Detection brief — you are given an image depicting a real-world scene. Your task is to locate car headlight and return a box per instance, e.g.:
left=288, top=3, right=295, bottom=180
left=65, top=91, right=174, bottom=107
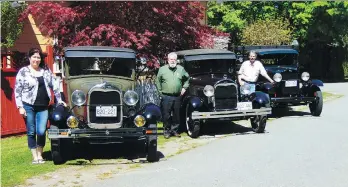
left=134, top=115, right=146, bottom=127
left=67, top=116, right=79, bottom=128
left=240, top=84, right=252, bottom=95
left=123, top=90, right=139, bottom=106
left=71, top=90, right=86, bottom=106
left=273, top=73, right=282, bottom=82
left=301, top=72, right=310, bottom=81
left=203, top=85, right=214, bottom=97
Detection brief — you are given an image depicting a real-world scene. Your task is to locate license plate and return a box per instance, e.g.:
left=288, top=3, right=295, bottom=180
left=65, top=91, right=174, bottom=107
left=285, top=80, right=297, bottom=87
left=96, top=106, right=117, bottom=117
left=237, top=102, right=253, bottom=110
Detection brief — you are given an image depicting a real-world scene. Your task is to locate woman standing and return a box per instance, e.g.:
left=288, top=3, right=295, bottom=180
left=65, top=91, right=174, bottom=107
left=14, top=48, right=66, bottom=164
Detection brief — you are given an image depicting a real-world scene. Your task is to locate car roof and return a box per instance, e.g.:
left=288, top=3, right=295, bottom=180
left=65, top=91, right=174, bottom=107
left=63, top=46, right=135, bottom=53
left=63, top=46, right=136, bottom=58
left=175, top=49, right=236, bottom=61
left=248, top=48, right=298, bottom=55
left=175, top=49, right=234, bottom=56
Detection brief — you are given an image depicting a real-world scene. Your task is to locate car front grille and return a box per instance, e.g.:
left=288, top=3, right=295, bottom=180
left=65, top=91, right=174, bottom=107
left=280, top=80, right=299, bottom=95
left=88, top=90, right=122, bottom=124
left=214, top=83, right=238, bottom=110
left=281, top=72, right=298, bottom=80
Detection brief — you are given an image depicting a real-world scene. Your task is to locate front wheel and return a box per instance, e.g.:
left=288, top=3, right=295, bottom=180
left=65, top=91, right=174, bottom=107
left=50, top=125, right=72, bottom=165
left=185, top=104, right=200, bottom=138
left=309, top=90, right=323, bottom=116
left=146, top=124, right=159, bottom=162
left=146, top=139, right=159, bottom=162
left=250, top=115, right=267, bottom=133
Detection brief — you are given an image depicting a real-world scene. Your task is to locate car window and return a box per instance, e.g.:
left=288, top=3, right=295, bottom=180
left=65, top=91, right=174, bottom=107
left=258, top=54, right=297, bottom=66
left=67, top=57, right=135, bottom=77
left=184, top=59, right=235, bottom=74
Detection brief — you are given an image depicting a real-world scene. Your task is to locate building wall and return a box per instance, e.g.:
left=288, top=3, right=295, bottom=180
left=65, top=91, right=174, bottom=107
left=5, top=14, right=52, bottom=53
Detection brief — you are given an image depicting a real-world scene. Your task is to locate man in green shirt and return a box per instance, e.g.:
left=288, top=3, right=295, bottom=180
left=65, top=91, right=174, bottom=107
left=156, top=52, right=190, bottom=139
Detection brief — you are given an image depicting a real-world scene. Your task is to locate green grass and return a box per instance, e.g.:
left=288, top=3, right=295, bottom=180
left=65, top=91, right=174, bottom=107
left=1, top=135, right=66, bottom=187
left=343, top=61, right=348, bottom=78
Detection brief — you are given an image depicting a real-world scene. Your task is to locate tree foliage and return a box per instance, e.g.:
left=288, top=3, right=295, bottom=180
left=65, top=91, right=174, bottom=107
left=207, top=1, right=348, bottom=80
left=1, top=1, right=27, bottom=48
left=19, top=1, right=226, bottom=69
left=207, top=1, right=348, bottom=46
left=241, top=18, right=292, bottom=45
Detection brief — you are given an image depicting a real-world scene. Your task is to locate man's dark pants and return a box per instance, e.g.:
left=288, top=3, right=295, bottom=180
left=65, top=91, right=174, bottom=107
left=161, top=94, right=181, bottom=134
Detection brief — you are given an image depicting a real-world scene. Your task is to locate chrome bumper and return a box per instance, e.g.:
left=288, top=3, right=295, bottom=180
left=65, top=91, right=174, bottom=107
left=47, top=128, right=156, bottom=139
left=191, top=108, right=271, bottom=120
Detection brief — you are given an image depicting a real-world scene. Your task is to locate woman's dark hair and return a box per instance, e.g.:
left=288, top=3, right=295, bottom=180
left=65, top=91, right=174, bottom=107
left=28, top=47, right=48, bottom=70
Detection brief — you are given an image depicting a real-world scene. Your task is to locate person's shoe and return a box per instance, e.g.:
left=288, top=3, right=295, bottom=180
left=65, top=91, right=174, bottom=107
left=32, top=160, right=39, bottom=164
left=172, top=131, right=181, bottom=138
left=163, top=131, right=171, bottom=139
left=38, top=159, right=45, bottom=164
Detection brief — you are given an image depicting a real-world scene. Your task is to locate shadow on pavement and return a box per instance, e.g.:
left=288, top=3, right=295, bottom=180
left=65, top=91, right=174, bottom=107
left=199, top=121, right=255, bottom=136
left=43, top=143, right=165, bottom=165
left=269, top=107, right=312, bottom=118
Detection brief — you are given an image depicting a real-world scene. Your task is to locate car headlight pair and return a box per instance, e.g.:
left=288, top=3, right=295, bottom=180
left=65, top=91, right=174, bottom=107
left=71, top=90, right=139, bottom=106
left=203, top=85, right=214, bottom=97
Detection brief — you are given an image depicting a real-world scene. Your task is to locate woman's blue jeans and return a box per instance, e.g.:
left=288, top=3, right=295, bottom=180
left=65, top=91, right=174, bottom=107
left=22, top=104, right=48, bottom=149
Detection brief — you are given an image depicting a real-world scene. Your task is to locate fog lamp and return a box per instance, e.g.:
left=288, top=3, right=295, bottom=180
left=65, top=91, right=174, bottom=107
left=67, top=116, right=79, bottom=128
left=134, top=115, right=146, bottom=127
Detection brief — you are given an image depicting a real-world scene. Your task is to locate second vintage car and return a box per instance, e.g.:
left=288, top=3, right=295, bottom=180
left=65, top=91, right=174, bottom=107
left=174, top=49, right=272, bottom=138
left=234, top=45, right=324, bottom=116
left=48, top=46, right=162, bottom=164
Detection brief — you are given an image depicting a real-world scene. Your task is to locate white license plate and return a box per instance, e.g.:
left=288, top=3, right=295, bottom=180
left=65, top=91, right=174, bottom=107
left=96, top=106, right=117, bottom=117
left=237, top=102, right=253, bottom=110
left=285, top=80, right=297, bottom=87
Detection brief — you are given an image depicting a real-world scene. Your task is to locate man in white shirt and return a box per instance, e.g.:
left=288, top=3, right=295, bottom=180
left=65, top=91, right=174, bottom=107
left=238, top=51, right=274, bottom=93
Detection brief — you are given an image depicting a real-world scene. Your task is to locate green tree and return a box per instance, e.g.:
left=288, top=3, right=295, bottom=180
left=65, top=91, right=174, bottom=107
left=241, top=18, right=292, bottom=45
left=1, top=1, right=27, bottom=48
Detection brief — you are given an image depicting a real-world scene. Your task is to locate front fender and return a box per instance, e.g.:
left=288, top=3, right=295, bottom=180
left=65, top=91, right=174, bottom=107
left=138, top=103, right=162, bottom=124
left=48, top=104, right=70, bottom=127
left=186, top=96, right=203, bottom=110
left=311, top=79, right=324, bottom=87
left=249, top=91, right=271, bottom=108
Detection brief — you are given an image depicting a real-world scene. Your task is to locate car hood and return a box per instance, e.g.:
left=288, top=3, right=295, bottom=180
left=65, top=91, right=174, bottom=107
left=264, top=65, right=298, bottom=75
left=190, top=73, right=235, bottom=87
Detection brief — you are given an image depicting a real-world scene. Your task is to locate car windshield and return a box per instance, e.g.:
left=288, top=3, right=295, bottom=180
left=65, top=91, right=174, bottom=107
left=258, top=53, right=297, bottom=66
left=184, top=59, right=235, bottom=74
left=67, top=57, right=135, bottom=77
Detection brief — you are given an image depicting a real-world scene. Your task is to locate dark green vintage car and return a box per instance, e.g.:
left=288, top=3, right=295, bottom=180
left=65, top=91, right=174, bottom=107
left=48, top=46, right=161, bottom=164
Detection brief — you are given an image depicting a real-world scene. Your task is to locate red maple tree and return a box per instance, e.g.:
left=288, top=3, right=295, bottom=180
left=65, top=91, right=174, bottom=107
left=20, top=1, right=227, bottom=69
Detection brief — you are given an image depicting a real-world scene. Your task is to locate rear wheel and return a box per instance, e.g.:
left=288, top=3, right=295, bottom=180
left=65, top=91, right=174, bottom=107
left=309, top=90, right=323, bottom=116
left=185, top=104, right=200, bottom=138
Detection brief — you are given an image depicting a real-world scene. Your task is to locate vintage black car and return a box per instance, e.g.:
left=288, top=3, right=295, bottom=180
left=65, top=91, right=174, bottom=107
left=235, top=45, right=324, bottom=116
left=174, top=49, right=272, bottom=138
left=48, top=46, right=161, bottom=164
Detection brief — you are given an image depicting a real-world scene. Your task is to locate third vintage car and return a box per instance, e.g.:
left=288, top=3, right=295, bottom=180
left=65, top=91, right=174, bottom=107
left=48, top=46, right=161, bottom=164
left=234, top=45, right=324, bottom=116
left=174, top=49, right=272, bottom=138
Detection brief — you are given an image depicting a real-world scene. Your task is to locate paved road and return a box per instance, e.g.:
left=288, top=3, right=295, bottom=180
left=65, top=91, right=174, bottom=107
left=88, top=83, right=348, bottom=187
